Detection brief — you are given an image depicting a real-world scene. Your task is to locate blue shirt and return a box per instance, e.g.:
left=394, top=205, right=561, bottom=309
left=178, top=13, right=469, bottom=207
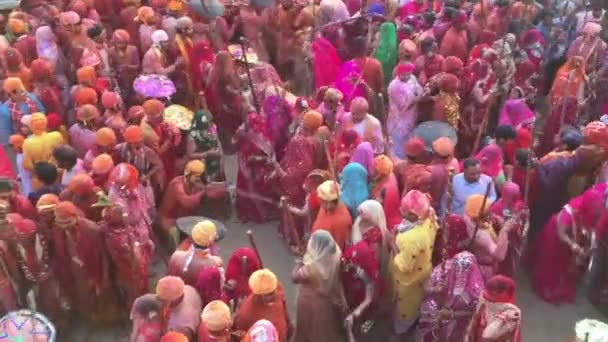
left=0, top=93, right=45, bottom=145
left=440, top=173, right=497, bottom=217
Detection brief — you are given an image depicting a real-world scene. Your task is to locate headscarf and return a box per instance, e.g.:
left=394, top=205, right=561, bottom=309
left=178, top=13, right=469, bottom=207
left=46, top=113, right=62, bottom=131
left=583, top=22, right=602, bottom=37
left=400, top=189, right=431, bottom=219
left=501, top=181, right=521, bottom=203
left=8, top=18, right=26, bottom=35
left=151, top=30, right=169, bottom=47
left=161, top=332, right=188, bottom=342
left=109, top=163, right=139, bottom=189
left=9, top=134, right=25, bottom=149
left=112, top=29, right=130, bottom=43
left=225, top=247, right=261, bottom=300
left=185, top=160, right=205, bottom=176
left=201, top=300, right=232, bottom=333
left=374, top=22, right=398, bottom=86
left=302, top=230, right=342, bottom=296
left=127, top=106, right=145, bottom=123
left=432, top=137, right=454, bottom=157
left=373, top=154, right=393, bottom=176
left=340, top=162, right=369, bottom=216
left=464, top=194, right=493, bottom=219
left=123, top=125, right=144, bottom=143
left=29, top=113, right=47, bottom=134
left=243, top=320, right=280, bottom=342
left=438, top=73, right=460, bottom=93
left=95, top=127, right=117, bottom=147
left=249, top=269, right=278, bottom=295
left=74, top=87, right=98, bottom=106
left=498, top=99, right=535, bottom=128
left=350, top=142, right=374, bottom=174
left=30, top=59, right=53, bottom=82
left=196, top=266, right=225, bottom=305
left=351, top=199, right=388, bottom=245
left=156, top=275, right=185, bottom=302
left=483, top=275, right=516, bottom=303
left=317, top=180, right=340, bottom=201
left=35, top=26, right=59, bottom=63
left=191, top=220, right=216, bottom=247
left=474, top=144, right=503, bottom=178
left=583, top=121, right=608, bottom=149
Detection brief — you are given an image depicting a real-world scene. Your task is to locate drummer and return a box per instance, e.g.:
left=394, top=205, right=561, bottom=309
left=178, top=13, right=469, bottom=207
left=158, top=160, right=207, bottom=251
left=167, top=219, right=223, bottom=287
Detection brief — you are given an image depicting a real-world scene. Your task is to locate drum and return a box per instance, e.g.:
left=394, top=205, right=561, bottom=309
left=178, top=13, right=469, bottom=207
left=0, top=310, right=56, bottom=341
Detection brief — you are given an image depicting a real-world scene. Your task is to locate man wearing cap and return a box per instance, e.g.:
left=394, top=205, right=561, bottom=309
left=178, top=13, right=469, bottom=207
left=309, top=180, right=352, bottom=251
left=233, top=269, right=291, bottom=342
left=198, top=300, right=233, bottom=342
left=156, top=275, right=202, bottom=339
left=158, top=160, right=207, bottom=248
left=22, top=113, right=64, bottom=174
left=168, top=220, right=223, bottom=285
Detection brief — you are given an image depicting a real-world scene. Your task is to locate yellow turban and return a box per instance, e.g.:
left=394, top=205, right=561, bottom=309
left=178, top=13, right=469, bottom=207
left=167, top=0, right=184, bottom=11
left=8, top=18, right=26, bottom=35
left=302, top=110, right=323, bottom=131
left=464, top=194, right=493, bottom=219
left=8, top=134, right=25, bottom=148
left=3, top=77, right=25, bottom=93
left=317, top=180, right=339, bottom=201
left=29, top=113, right=47, bottom=133
left=374, top=154, right=394, bottom=176
left=249, top=269, right=278, bottom=295
left=36, top=193, right=59, bottom=209
left=156, top=276, right=185, bottom=302
left=201, top=300, right=232, bottom=332
left=185, top=160, right=205, bottom=176
left=192, top=220, right=216, bottom=247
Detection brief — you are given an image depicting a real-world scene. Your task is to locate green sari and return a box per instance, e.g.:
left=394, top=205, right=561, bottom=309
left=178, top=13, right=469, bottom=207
left=374, top=22, right=398, bottom=87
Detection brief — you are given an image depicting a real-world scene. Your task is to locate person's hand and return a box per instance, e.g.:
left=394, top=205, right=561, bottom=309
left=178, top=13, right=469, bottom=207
left=224, top=279, right=237, bottom=290
left=437, top=308, right=453, bottom=320
left=571, top=243, right=585, bottom=256
left=345, top=312, right=356, bottom=328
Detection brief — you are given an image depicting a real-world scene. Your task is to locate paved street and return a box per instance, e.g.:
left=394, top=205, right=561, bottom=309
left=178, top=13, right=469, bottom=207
left=60, top=155, right=605, bottom=341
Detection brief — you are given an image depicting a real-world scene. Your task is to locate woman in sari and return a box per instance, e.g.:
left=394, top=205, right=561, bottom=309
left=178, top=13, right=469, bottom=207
left=474, top=144, right=505, bottom=188
left=224, top=247, right=262, bottom=306
left=490, top=181, right=528, bottom=277
left=350, top=142, right=374, bottom=176
left=387, top=62, right=422, bottom=159
left=30, top=58, right=65, bottom=116
left=498, top=99, right=535, bottom=129
left=262, top=93, right=292, bottom=161
left=340, top=162, right=370, bottom=218
left=467, top=275, right=522, bottom=342
left=312, top=36, right=342, bottom=89
left=196, top=266, right=228, bottom=307
left=374, top=22, right=398, bottom=87
left=530, top=182, right=608, bottom=304
left=292, top=230, right=347, bottom=342
left=335, top=59, right=369, bottom=110
left=234, top=113, right=276, bottom=223
left=206, top=51, right=242, bottom=149
left=109, top=29, right=141, bottom=107
left=536, top=96, right=579, bottom=157
left=548, top=56, right=586, bottom=107
left=371, top=155, right=400, bottom=230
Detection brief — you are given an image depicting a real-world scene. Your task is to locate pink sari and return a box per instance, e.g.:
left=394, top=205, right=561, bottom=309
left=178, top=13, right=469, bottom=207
left=498, top=99, right=535, bottom=128
left=531, top=182, right=608, bottom=304
left=335, top=60, right=368, bottom=110
left=313, top=37, right=342, bottom=89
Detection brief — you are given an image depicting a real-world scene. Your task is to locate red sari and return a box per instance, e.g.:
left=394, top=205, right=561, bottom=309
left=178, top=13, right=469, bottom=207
left=371, top=173, right=401, bottom=231
left=341, top=240, right=382, bottom=316
left=224, top=248, right=261, bottom=303
left=235, top=114, right=277, bottom=223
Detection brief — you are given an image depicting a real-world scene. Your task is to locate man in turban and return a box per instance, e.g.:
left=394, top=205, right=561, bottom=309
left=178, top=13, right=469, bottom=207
left=339, top=97, right=384, bottom=153
left=22, top=113, right=63, bottom=176
left=568, top=21, right=607, bottom=73
left=9, top=18, right=36, bottom=66
left=233, top=269, right=291, bottom=341
left=98, top=202, right=153, bottom=309
left=439, top=10, right=469, bottom=64
left=109, top=29, right=141, bottom=106
left=59, top=173, right=102, bottom=220
left=0, top=205, right=24, bottom=314
left=171, top=16, right=196, bottom=105
left=158, top=160, right=207, bottom=249
left=100, top=91, right=126, bottom=137
left=142, top=29, right=183, bottom=76
left=141, top=99, right=181, bottom=181
left=371, top=154, right=401, bottom=229
left=83, top=127, right=117, bottom=171
left=199, top=300, right=233, bottom=342
left=156, top=275, right=202, bottom=339
left=115, top=125, right=165, bottom=199
left=308, top=180, right=352, bottom=251
left=69, top=103, right=100, bottom=157
left=47, top=200, right=118, bottom=321
left=168, top=220, right=223, bottom=285
left=91, top=153, right=114, bottom=189
left=387, top=62, right=422, bottom=159
left=393, top=137, right=432, bottom=196
left=0, top=77, right=44, bottom=139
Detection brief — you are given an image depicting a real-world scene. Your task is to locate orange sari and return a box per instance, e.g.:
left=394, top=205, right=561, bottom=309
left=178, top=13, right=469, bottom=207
left=549, top=57, right=586, bottom=106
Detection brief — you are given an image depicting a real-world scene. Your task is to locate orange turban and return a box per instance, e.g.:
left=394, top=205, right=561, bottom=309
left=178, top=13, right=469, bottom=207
left=68, top=174, right=95, bottom=195
left=185, top=160, right=205, bottom=176
left=8, top=18, right=26, bottom=35
left=36, top=193, right=59, bottom=209
left=123, top=125, right=144, bottom=143
left=3, top=77, right=25, bottom=93
left=76, top=66, right=97, bottom=84
left=432, top=137, right=454, bottom=157
left=8, top=134, right=25, bottom=148
left=54, top=201, right=80, bottom=219
left=142, top=99, right=165, bottom=117
left=101, top=91, right=120, bottom=109
left=74, top=87, right=98, bottom=106
left=374, top=154, right=393, bottom=176
left=583, top=121, right=608, bottom=149
left=156, top=276, right=185, bottom=302
left=135, top=6, right=155, bottom=23
left=95, top=127, right=117, bottom=147
left=302, top=110, right=323, bottom=131
left=167, top=0, right=184, bottom=11
left=160, top=332, right=188, bottom=342
left=404, top=137, right=426, bottom=158
left=77, top=104, right=100, bottom=122
left=29, top=113, right=47, bottom=133
left=201, top=300, right=232, bottom=332
left=91, top=154, right=114, bottom=175
left=192, top=220, right=216, bottom=247
left=249, top=269, right=278, bottom=295
left=30, top=59, right=53, bottom=82
left=464, top=194, right=493, bottom=219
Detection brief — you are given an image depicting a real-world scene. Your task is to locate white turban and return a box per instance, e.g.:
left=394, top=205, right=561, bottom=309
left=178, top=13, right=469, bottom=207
left=151, top=30, right=169, bottom=45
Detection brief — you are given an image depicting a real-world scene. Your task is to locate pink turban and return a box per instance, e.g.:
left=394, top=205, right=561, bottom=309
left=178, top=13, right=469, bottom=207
left=112, top=29, right=130, bottom=43
left=400, top=189, right=430, bottom=219
left=583, top=22, right=602, bottom=37
left=395, top=62, right=415, bottom=77
left=60, top=11, right=80, bottom=26
left=101, top=91, right=120, bottom=109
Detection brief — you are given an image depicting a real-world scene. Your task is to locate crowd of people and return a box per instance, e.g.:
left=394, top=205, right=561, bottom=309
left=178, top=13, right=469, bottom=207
left=0, top=0, right=608, bottom=340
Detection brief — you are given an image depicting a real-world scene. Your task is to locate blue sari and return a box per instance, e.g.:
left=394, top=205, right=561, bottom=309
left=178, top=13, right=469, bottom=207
left=340, top=162, right=370, bottom=217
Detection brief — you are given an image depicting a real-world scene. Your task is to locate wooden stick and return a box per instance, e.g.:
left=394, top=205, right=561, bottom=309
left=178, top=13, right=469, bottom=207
left=467, top=182, right=493, bottom=249
left=281, top=196, right=303, bottom=253
left=247, top=230, right=264, bottom=268
left=239, top=38, right=261, bottom=113
left=324, top=140, right=337, bottom=182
